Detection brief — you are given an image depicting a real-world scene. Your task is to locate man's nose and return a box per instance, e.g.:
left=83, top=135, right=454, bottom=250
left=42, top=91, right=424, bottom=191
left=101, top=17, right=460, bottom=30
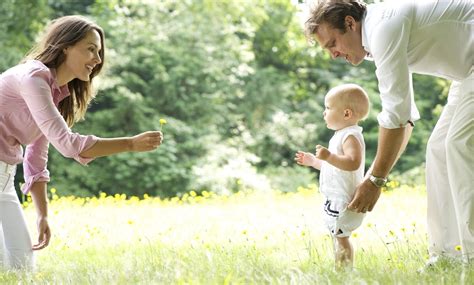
left=330, top=50, right=340, bottom=59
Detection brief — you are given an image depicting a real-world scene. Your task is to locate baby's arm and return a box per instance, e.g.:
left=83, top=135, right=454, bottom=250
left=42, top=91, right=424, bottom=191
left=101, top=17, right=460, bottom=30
left=295, top=151, right=322, bottom=170
left=315, top=135, right=362, bottom=171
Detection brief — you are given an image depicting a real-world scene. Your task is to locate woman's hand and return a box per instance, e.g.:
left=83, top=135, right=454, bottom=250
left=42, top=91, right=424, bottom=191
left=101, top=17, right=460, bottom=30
left=130, top=131, right=163, bottom=152
left=32, top=216, right=51, bottom=250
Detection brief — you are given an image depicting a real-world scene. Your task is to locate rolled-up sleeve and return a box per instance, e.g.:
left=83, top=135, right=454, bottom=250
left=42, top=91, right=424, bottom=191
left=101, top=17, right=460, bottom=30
left=371, top=15, right=420, bottom=129
left=20, top=70, right=98, bottom=168
left=21, top=135, right=50, bottom=194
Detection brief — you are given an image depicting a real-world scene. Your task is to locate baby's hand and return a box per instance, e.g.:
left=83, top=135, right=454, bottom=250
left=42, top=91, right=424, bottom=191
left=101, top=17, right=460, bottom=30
left=315, top=145, right=330, bottom=161
left=294, top=151, right=317, bottom=167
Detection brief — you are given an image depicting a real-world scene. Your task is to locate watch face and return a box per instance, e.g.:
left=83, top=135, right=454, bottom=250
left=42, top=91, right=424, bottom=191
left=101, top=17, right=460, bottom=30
left=374, top=179, right=385, bottom=187
left=370, top=176, right=386, bottom=187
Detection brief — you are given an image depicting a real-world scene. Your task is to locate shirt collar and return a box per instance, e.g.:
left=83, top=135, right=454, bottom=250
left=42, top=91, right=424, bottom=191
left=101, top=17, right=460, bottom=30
left=50, top=68, right=71, bottom=105
left=361, top=8, right=373, bottom=61
left=335, top=125, right=363, bottom=134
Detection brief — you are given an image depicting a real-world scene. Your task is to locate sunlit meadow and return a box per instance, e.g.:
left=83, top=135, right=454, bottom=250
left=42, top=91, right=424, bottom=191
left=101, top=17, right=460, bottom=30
left=1, top=183, right=472, bottom=284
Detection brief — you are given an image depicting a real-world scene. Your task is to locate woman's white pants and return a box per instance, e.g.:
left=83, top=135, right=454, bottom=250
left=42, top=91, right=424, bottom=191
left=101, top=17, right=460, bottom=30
left=0, top=162, right=34, bottom=270
left=426, top=73, right=474, bottom=262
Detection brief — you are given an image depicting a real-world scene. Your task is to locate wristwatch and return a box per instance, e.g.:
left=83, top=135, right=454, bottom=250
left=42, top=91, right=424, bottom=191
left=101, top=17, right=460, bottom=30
left=369, top=174, right=388, bottom=188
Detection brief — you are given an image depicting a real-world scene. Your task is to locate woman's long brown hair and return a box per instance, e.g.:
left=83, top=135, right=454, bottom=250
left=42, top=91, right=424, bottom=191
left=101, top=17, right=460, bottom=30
left=24, top=15, right=105, bottom=127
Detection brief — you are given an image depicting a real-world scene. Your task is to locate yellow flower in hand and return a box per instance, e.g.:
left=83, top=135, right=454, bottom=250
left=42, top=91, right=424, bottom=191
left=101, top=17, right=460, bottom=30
left=159, top=118, right=167, bottom=131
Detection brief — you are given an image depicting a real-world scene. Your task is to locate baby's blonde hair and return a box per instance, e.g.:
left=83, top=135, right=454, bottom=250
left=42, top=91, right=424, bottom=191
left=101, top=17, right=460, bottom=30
left=327, top=84, right=370, bottom=120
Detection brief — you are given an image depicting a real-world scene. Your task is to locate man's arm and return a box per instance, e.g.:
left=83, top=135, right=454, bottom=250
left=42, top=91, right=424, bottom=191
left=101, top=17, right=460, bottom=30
left=348, top=124, right=413, bottom=213
left=372, top=125, right=413, bottom=177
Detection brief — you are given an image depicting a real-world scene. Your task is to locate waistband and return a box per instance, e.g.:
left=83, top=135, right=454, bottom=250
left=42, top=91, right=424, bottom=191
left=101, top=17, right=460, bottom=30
left=0, top=160, right=16, bottom=174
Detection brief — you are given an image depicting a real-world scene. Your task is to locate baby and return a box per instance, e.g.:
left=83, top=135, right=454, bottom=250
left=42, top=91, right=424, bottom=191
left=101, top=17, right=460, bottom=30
left=295, top=83, right=370, bottom=269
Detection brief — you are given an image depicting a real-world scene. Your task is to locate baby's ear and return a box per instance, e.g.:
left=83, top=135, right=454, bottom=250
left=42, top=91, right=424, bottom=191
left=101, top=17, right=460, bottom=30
left=344, top=109, right=353, bottom=119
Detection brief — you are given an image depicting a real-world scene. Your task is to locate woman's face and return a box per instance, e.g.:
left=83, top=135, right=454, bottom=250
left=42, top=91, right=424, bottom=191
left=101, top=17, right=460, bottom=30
left=61, top=30, right=102, bottom=83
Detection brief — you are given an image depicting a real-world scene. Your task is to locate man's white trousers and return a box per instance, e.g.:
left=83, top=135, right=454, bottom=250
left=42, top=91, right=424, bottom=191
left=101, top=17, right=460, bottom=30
left=426, top=73, right=474, bottom=262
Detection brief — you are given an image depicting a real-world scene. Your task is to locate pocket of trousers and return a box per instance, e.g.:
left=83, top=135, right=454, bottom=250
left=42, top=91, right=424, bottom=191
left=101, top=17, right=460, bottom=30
left=0, top=173, right=11, bottom=192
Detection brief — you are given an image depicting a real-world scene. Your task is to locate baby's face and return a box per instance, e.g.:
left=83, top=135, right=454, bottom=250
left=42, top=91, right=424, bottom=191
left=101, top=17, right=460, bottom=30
left=323, top=95, right=348, bottom=130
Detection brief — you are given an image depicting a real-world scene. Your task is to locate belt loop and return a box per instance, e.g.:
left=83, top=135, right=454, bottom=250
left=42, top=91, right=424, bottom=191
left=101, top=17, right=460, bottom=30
left=1, top=161, right=7, bottom=173
left=0, top=161, right=15, bottom=174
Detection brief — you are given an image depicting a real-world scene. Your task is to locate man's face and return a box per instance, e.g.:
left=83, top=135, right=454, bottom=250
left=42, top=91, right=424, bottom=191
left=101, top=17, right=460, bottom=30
left=314, top=17, right=366, bottom=66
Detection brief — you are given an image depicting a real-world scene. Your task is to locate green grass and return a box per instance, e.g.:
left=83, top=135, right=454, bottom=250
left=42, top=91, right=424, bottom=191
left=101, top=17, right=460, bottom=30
left=1, top=186, right=472, bottom=284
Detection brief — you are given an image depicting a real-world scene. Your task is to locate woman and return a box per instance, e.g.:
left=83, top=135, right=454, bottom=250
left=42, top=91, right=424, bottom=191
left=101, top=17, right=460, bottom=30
left=0, top=15, right=163, bottom=270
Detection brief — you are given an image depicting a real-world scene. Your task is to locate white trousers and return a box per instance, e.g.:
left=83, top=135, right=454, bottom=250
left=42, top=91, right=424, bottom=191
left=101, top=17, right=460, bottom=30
left=426, top=73, right=474, bottom=262
left=0, top=161, right=34, bottom=270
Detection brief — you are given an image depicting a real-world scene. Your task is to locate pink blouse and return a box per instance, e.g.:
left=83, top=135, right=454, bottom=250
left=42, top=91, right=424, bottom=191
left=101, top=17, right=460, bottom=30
left=0, top=60, right=98, bottom=194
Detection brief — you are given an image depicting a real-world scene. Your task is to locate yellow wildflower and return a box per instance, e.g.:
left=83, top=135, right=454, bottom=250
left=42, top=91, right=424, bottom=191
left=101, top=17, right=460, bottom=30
left=159, top=118, right=167, bottom=131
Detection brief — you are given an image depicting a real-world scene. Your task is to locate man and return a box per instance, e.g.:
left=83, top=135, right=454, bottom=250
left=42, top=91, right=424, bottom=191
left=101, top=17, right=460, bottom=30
left=304, top=0, right=473, bottom=264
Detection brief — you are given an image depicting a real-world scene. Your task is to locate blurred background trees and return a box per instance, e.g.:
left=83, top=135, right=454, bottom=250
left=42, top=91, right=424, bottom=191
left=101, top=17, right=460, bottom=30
left=1, top=0, right=447, bottom=197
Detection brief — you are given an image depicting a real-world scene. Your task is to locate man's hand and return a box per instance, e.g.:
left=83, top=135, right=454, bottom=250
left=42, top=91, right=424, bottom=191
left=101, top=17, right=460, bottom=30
left=347, top=179, right=381, bottom=213
left=32, top=216, right=51, bottom=250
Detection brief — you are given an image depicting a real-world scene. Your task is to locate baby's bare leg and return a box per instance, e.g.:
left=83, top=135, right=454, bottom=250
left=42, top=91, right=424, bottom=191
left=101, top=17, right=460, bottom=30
left=334, top=236, right=353, bottom=269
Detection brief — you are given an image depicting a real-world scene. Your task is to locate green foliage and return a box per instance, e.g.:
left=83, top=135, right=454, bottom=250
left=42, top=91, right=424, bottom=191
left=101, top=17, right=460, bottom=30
left=191, top=135, right=273, bottom=194
left=0, top=0, right=50, bottom=70
left=263, top=165, right=316, bottom=192
left=2, top=0, right=449, bottom=197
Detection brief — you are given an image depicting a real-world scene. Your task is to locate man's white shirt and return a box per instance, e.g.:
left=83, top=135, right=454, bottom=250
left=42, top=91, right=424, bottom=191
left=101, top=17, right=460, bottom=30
left=361, top=0, right=473, bottom=129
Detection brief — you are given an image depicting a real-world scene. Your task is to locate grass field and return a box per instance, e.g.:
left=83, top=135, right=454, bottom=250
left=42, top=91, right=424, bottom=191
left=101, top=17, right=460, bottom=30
left=1, top=184, right=472, bottom=284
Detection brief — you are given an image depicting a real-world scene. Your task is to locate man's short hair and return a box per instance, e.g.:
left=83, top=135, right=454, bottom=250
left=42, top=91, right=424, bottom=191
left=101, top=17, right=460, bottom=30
left=304, top=0, right=367, bottom=39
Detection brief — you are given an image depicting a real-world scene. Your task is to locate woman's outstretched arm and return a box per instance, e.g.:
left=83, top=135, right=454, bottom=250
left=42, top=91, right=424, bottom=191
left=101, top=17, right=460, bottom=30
left=79, top=131, right=163, bottom=158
